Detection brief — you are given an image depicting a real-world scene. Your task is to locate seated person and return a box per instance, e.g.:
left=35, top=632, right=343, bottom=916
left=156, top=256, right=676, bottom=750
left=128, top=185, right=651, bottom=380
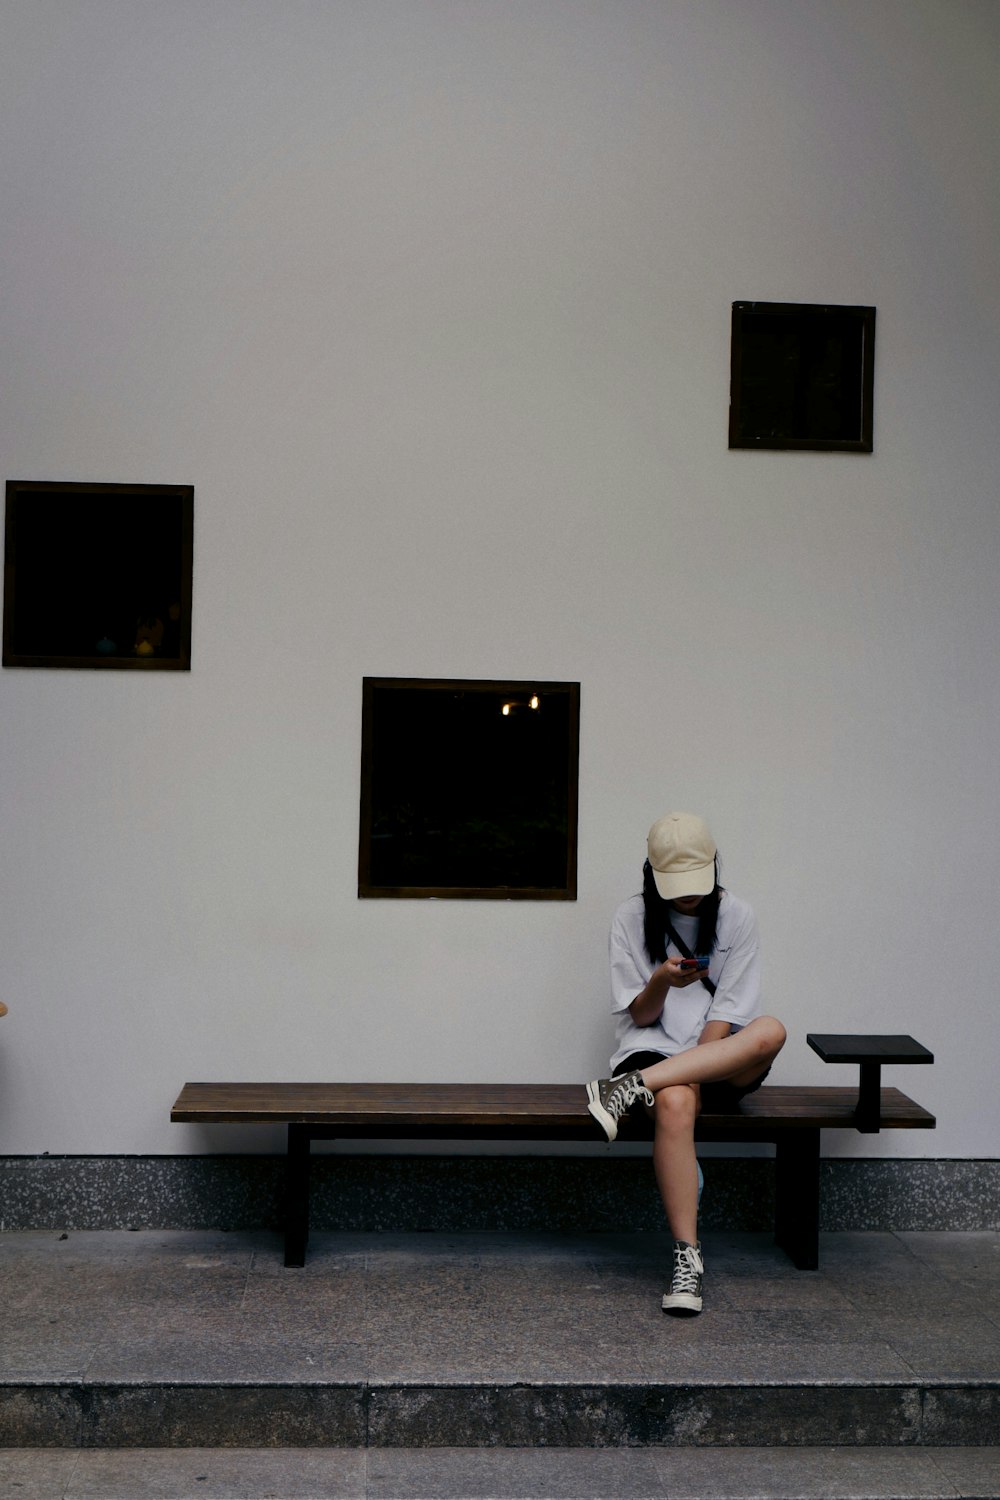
left=587, top=812, right=786, bottom=1315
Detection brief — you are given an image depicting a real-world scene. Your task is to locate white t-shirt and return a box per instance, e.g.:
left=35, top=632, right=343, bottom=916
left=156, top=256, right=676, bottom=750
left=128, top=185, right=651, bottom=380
left=608, top=889, right=762, bottom=1072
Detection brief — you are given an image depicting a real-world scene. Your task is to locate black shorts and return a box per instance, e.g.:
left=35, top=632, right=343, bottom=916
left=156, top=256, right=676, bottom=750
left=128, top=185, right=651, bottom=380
left=612, top=1049, right=770, bottom=1112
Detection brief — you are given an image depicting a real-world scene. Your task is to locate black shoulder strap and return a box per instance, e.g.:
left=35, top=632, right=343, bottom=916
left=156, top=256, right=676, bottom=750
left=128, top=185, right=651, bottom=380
left=664, top=918, right=717, bottom=997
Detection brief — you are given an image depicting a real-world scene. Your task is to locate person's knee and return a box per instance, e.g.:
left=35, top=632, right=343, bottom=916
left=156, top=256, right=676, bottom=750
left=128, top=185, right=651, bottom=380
left=655, top=1084, right=699, bottom=1133
left=755, top=1015, right=787, bottom=1059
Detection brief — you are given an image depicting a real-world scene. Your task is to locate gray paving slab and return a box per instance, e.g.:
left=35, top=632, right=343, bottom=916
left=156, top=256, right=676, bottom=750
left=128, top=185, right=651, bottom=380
left=366, top=1446, right=667, bottom=1498
left=0, top=1229, right=257, bottom=1269
left=709, top=1271, right=857, bottom=1312
left=869, top=1322, right=1000, bottom=1382
left=365, top=1297, right=649, bottom=1384
left=1, top=1448, right=81, bottom=1500
left=648, top=1445, right=963, bottom=1499
left=0, top=1316, right=102, bottom=1381
left=4, top=1447, right=998, bottom=1499
left=240, top=1269, right=368, bottom=1322
left=929, top=1446, right=1000, bottom=1498
left=898, top=1231, right=1000, bottom=1280
left=637, top=1338, right=916, bottom=1385
left=62, top=1447, right=367, bottom=1498
left=85, top=1328, right=370, bottom=1384
left=664, top=1306, right=877, bottom=1342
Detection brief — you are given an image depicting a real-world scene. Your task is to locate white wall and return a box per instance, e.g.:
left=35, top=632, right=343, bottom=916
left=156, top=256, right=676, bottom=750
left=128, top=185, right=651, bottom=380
left=1, top=0, right=997, bottom=1159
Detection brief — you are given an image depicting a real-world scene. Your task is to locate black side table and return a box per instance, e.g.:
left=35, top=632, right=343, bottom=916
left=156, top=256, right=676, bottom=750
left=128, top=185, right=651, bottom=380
left=807, top=1034, right=934, bottom=1133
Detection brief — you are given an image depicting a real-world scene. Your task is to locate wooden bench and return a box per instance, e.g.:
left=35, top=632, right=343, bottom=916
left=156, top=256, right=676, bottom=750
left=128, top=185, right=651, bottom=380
left=171, top=1035, right=934, bottom=1272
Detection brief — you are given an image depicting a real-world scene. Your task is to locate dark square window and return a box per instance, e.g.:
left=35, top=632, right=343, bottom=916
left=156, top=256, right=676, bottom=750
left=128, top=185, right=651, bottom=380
left=729, top=302, right=875, bottom=453
left=3, top=481, right=193, bottom=669
left=359, top=677, right=580, bottom=899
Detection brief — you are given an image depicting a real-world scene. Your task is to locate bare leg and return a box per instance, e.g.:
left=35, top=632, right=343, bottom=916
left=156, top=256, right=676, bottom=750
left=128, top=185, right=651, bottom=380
left=585, top=1017, right=785, bottom=1157
left=652, top=1084, right=700, bottom=1243
left=638, top=1016, right=786, bottom=1094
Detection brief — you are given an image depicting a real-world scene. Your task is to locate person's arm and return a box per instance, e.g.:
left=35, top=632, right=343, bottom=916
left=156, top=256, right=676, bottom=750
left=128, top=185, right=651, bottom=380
left=705, top=902, right=762, bottom=1030
left=698, top=1019, right=732, bottom=1045
left=627, top=957, right=709, bottom=1027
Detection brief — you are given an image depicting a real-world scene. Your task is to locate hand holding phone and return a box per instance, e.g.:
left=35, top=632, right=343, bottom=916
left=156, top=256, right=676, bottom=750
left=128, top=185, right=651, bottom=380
left=678, top=956, right=710, bottom=972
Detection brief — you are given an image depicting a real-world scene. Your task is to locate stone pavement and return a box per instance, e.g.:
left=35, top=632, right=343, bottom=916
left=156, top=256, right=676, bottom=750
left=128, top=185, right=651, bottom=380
left=1, top=1227, right=999, bottom=1497
left=4, top=1444, right=1000, bottom=1498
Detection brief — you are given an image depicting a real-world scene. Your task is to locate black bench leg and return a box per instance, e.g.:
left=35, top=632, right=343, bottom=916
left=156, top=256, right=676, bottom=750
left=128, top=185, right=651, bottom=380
left=284, top=1124, right=311, bottom=1268
left=774, top=1129, right=820, bottom=1270
left=857, top=1063, right=882, bottom=1133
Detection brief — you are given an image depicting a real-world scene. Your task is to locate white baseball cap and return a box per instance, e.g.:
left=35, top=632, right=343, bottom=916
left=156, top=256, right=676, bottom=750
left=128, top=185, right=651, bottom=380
left=647, top=812, right=717, bottom=900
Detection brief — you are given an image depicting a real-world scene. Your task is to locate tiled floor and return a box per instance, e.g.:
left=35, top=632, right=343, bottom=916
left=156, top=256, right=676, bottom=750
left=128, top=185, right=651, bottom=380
left=1, top=1228, right=999, bottom=1496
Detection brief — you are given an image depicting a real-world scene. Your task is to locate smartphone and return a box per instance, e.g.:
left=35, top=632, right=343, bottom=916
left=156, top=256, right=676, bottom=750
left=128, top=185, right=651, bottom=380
left=678, top=956, right=710, bottom=971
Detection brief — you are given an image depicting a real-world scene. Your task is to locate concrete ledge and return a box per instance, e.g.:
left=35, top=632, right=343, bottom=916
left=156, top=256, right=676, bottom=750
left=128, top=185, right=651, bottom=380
left=0, top=1155, right=997, bottom=1234
left=4, top=1380, right=1000, bottom=1448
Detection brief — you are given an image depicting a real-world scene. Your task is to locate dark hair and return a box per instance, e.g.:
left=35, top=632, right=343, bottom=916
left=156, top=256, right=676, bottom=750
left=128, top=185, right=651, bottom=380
left=642, top=858, right=722, bottom=965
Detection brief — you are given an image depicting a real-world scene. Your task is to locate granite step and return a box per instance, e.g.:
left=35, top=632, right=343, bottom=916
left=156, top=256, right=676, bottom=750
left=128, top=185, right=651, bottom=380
left=3, top=1376, right=1000, bottom=1448
left=2, top=1229, right=999, bottom=1450
left=5, top=1445, right=1000, bottom=1499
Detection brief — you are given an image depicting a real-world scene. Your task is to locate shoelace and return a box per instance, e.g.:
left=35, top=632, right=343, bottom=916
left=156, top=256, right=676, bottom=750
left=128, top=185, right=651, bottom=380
left=609, top=1075, right=655, bottom=1120
left=671, top=1242, right=703, bottom=1294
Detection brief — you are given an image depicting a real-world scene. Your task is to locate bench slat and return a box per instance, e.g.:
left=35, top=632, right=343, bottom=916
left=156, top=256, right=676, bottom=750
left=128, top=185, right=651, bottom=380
left=171, top=1081, right=935, bottom=1134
